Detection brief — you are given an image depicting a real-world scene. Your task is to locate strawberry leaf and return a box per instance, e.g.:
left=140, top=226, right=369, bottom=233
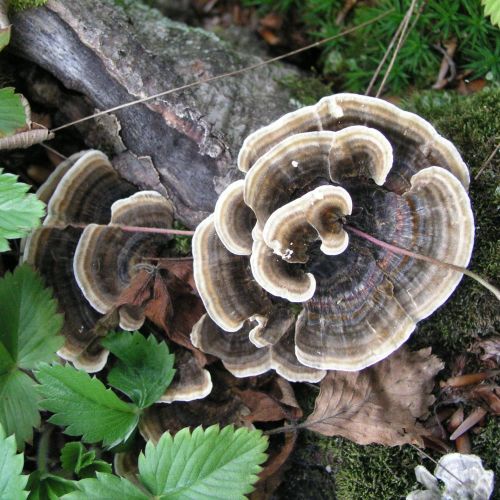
left=0, top=424, right=28, bottom=499
left=139, top=425, right=268, bottom=498
left=0, top=172, right=45, bottom=252
left=102, top=331, right=175, bottom=409
left=36, top=364, right=140, bottom=448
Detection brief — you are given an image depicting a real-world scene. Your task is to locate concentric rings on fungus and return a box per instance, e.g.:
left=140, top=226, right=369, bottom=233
left=23, top=150, right=212, bottom=402
left=190, top=93, right=474, bottom=379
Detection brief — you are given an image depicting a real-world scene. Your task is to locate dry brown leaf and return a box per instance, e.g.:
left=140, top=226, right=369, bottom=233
left=235, top=389, right=288, bottom=423
left=468, top=385, right=500, bottom=414
left=251, top=432, right=297, bottom=500
left=472, top=336, right=500, bottom=369
left=0, top=128, right=53, bottom=150
left=305, top=346, right=443, bottom=446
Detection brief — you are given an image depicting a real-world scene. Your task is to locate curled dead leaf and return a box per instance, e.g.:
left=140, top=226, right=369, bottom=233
left=305, top=346, right=444, bottom=446
left=0, top=127, right=54, bottom=150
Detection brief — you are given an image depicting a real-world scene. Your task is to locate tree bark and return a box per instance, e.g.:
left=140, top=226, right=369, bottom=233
left=10, top=0, right=300, bottom=226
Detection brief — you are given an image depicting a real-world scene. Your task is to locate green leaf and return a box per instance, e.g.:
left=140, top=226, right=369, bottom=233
left=482, top=0, right=500, bottom=26
left=0, top=88, right=28, bottom=138
left=138, top=425, right=268, bottom=499
left=0, top=264, right=63, bottom=372
left=27, top=472, right=76, bottom=500
left=102, top=331, right=175, bottom=409
left=61, top=442, right=112, bottom=478
left=61, top=473, right=148, bottom=500
left=0, top=28, right=10, bottom=52
left=0, top=424, right=29, bottom=499
left=0, top=370, right=40, bottom=448
left=0, top=171, right=45, bottom=252
left=78, top=459, right=113, bottom=479
left=36, top=364, right=140, bottom=448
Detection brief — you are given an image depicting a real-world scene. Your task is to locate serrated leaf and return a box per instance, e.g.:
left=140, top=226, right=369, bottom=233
left=61, top=442, right=112, bottom=478
left=482, top=0, right=500, bottom=26
left=79, top=459, right=112, bottom=479
left=27, top=472, right=76, bottom=500
left=102, top=331, right=175, bottom=409
left=0, top=172, right=45, bottom=251
left=138, top=425, right=268, bottom=499
left=36, top=364, right=140, bottom=448
left=0, top=370, right=40, bottom=448
left=61, top=473, right=148, bottom=500
left=0, top=424, right=29, bottom=499
left=0, top=88, right=28, bottom=138
left=0, top=264, right=63, bottom=371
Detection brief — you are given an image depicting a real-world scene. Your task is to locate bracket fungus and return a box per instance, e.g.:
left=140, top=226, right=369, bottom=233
left=24, top=150, right=211, bottom=402
left=191, top=93, right=474, bottom=379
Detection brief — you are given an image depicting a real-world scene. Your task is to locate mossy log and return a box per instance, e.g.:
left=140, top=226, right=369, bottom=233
left=9, top=0, right=300, bottom=226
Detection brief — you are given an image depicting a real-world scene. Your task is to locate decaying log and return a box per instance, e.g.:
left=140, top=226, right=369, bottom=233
left=9, top=0, right=301, bottom=226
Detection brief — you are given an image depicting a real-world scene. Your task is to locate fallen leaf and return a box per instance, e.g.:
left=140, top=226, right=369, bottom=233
left=259, top=12, right=283, bottom=30
left=305, top=346, right=443, bottom=446
left=235, top=389, right=288, bottom=423
left=258, top=27, right=281, bottom=46
left=251, top=432, right=296, bottom=500
left=440, top=370, right=499, bottom=388
left=468, top=385, right=500, bottom=414
left=472, top=336, right=500, bottom=369
left=449, top=407, right=487, bottom=440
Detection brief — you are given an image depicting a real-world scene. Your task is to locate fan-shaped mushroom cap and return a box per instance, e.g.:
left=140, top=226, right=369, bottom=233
left=192, top=314, right=325, bottom=383
left=157, top=349, right=212, bottom=403
left=214, top=179, right=255, bottom=255
left=74, top=191, right=174, bottom=331
left=244, top=128, right=391, bottom=229
left=192, top=94, right=474, bottom=374
left=193, top=214, right=271, bottom=332
left=25, top=226, right=108, bottom=371
left=140, top=370, right=251, bottom=442
left=24, top=151, right=137, bottom=371
left=238, top=93, right=469, bottom=190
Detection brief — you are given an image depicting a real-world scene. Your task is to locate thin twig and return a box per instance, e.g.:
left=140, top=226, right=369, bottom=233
left=365, top=13, right=406, bottom=95
left=474, top=142, right=499, bottom=180
left=375, top=0, right=419, bottom=97
left=49, top=10, right=393, bottom=134
left=66, top=223, right=195, bottom=237
left=407, top=443, right=467, bottom=488
left=39, top=142, right=68, bottom=160
left=345, top=225, right=500, bottom=300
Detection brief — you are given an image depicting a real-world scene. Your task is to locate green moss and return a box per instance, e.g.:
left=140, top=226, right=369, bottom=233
left=471, top=417, right=500, bottom=500
left=278, top=430, right=423, bottom=500
left=403, top=88, right=500, bottom=360
left=277, top=74, right=333, bottom=107
left=9, top=0, right=47, bottom=10
left=168, top=221, right=191, bottom=256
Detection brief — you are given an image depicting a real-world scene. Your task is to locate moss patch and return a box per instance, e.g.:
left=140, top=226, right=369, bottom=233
left=404, top=88, right=500, bottom=361
left=277, top=74, right=333, bottom=107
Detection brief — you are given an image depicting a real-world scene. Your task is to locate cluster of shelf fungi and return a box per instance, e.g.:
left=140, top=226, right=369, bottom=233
left=24, top=94, right=474, bottom=411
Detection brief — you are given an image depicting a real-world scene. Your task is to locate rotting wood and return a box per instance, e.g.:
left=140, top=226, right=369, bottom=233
left=9, top=0, right=302, bottom=227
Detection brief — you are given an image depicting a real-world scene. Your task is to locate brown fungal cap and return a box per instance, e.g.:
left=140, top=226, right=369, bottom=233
left=74, top=191, right=174, bottom=331
left=192, top=94, right=474, bottom=375
left=238, top=93, right=469, bottom=190
left=25, top=151, right=212, bottom=405
left=24, top=150, right=137, bottom=371
left=214, top=179, right=255, bottom=255
left=192, top=314, right=325, bottom=383
left=193, top=214, right=271, bottom=332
